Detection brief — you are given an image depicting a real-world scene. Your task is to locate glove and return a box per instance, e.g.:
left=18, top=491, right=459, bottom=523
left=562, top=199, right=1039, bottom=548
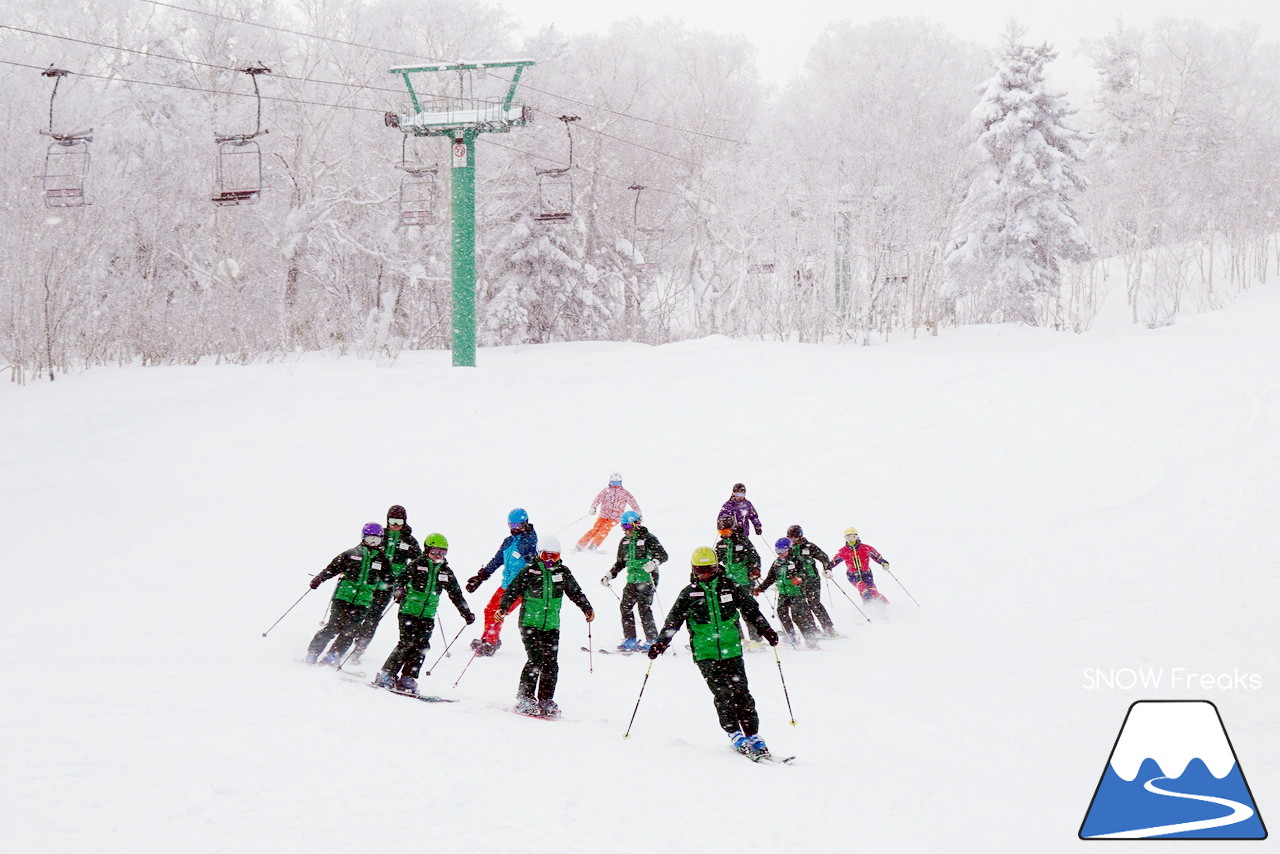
left=748, top=567, right=760, bottom=580
left=754, top=526, right=763, bottom=536
left=822, top=568, right=833, bottom=579
left=494, top=609, right=506, bottom=622
left=465, top=573, right=485, bottom=593
left=761, top=626, right=779, bottom=646
left=463, top=612, right=476, bottom=625
left=309, top=576, right=322, bottom=589
left=647, top=638, right=670, bottom=659
left=600, top=574, right=613, bottom=587
left=392, top=589, right=405, bottom=603
left=790, top=577, right=803, bottom=587
left=642, top=560, right=659, bottom=574
left=584, top=609, right=595, bottom=622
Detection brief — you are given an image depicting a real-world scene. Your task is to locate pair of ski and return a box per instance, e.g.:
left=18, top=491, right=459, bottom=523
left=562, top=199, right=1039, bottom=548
left=581, top=646, right=676, bottom=657
left=335, top=667, right=457, bottom=703
left=741, top=749, right=796, bottom=765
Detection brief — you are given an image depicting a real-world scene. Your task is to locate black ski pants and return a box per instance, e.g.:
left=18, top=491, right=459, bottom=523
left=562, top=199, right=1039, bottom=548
left=350, top=590, right=393, bottom=657
left=307, top=599, right=369, bottom=658
left=695, top=656, right=759, bottom=737
left=619, top=582, right=658, bottom=640
left=518, top=625, right=561, bottom=702
left=381, top=613, right=436, bottom=679
left=803, top=574, right=834, bottom=632
left=777, top=594, right=818, bottom=643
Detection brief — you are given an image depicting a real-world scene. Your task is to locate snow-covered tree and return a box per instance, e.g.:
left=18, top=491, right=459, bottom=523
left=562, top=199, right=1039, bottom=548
left=947, top=23, right=1094, bottom=325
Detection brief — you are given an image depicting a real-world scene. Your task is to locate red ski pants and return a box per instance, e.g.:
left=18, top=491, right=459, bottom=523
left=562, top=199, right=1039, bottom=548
left=576, top=516, right=618, bottom=550
left=482, top=586, right=522, bottom=643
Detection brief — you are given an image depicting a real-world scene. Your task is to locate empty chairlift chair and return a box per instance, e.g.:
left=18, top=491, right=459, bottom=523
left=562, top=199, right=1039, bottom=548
left=212, top=64, right=271, bottom=207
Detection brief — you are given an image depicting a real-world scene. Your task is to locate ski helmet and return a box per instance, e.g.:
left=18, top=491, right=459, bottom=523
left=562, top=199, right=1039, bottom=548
left=609, top=472, right=623, bottom=485
left=507, top=507, right=528, bottom=526
left=691, top=546, right=718, bottom=567
left=844, top=526, right=860, bottom=542
left=732, top=482, right=746, bottom=494
left=786, top=524, right=804, bottom=540
left=424, top=533, right=448, bottom=550
left=620, top=510, right=641, bottom=527
left=537, top=534, right=561, bottom=555
left=362, top=522, right=384, bottom=538
left=716, top=515, right=735, bottom=534
left=774, top=537, right=792, bottom=554
left=387, top=505, right=408, bottom=523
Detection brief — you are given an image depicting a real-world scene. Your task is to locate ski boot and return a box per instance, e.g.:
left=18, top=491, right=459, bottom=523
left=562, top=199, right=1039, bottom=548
left=396, top=676, right=418, bottom=694
left=515, top=696, right=541, bottom=716
left=729, top=729, right=750, bottom=754
left=637, top=638, right=654, bottom=653
left=538, top=699, right=560, bottom=718
left=617, top=638, right=640, bottom=653
left=745, top=734, right=770, bottom=759
left=320, top=651, right=342, bottom=667
left=304, top=652, right=319, bottom=665
left=373, top=671, right=395, bottom=689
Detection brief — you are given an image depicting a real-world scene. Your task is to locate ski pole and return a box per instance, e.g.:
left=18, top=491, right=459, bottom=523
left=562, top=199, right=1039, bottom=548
left=552, top=513, right=590, bottom=536
left=826, top=575, right=871, bottom=623
left=622, top=657, right=655, bottom=739
left=772, top=645, right=797, bottom=727
left=262, top=589, right=312, bottom=637
left=319, top=599, right=332, bottom=627
left=883, top=566, right=921, bottom=607
left=452, top=644, right=482, bottom=690
left=424, top=624, right=469, bottom=676
left=586, top=621, right=594, bottom=673
left=339, top=600, right=392, bottom=671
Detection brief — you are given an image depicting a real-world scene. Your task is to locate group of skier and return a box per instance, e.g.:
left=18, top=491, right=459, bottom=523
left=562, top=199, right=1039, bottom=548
left=298, top=476, right=894, bottom=762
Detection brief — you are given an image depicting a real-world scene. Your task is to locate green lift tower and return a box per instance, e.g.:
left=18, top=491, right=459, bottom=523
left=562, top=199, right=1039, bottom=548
left=388, top=59, right=534, bottom=367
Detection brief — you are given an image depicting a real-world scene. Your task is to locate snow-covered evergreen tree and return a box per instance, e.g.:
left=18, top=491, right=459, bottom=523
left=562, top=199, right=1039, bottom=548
left=946, top=24, right=1094, bottom=324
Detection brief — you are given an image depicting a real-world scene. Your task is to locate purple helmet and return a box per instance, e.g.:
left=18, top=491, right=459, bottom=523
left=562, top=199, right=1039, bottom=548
left=362, top=523, right=384, bottom=538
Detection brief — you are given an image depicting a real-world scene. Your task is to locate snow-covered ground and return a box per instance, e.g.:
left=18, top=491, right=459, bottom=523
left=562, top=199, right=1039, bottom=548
left=3, top=286, right=1277, bottom=852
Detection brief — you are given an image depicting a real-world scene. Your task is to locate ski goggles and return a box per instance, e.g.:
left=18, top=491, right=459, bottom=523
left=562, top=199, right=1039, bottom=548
left=362, top=535, right=383, bottom=547
left=387, top=518, right=405, bottom=526
left=427, top=547, right=447, bottom=559
left=621, top=522, right=636, bottom=530
left=732, top=492, right=746, bottom=498
left=539, top=551, right=561, bottom=563
left=717, top=528, right=732, bottom=537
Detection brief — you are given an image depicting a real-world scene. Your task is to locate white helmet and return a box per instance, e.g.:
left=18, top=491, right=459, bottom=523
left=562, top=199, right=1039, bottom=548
left=609, top=472, right=622, bottom=484
left=537, top=534, right=562, bottom=554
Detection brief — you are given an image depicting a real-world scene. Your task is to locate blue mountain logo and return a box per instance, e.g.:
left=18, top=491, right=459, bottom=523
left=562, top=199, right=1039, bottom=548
left=1080, top=700, right=1266, bottom=839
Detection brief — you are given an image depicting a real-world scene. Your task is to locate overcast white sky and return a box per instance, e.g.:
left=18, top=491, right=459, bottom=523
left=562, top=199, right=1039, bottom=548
left=501, top=0, right=1280, bottom=90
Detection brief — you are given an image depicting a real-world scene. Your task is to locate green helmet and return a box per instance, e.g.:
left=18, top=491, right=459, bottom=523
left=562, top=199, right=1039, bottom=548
left=691, top=546, right=718, bottom=567
left=424, top=533, right=449, bottom=550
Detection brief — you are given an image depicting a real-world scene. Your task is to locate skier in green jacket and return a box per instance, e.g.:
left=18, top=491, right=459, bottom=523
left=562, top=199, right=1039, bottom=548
left=714, top=516, right=764, bottom=651
left=351, top=504, right=422, bottom=665
left=601, top=511, right=668, bottom=652
left=495, top=535, right=594, bottom=718
left=648, top=546, right=779, bottom=759
left=374, top=533, right=473, bottom=694
left=305, top=523, right=395, bottom=666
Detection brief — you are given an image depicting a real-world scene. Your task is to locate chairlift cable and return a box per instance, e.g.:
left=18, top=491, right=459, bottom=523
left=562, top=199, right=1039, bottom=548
left=138, top=0, right=750, bottom=146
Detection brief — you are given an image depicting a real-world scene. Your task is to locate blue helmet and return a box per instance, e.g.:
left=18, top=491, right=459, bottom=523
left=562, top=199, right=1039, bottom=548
left=620, top=510, right=641, bottom=527
left=774, top=537, right=791, bottom=554
left=507, top=507, right=529, bottom=526
left=362, top=522, right=384, bottom=538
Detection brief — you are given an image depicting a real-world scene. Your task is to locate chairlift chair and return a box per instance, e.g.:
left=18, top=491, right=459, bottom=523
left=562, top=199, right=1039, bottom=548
left=396, top=163, right=439, bottom=227
left=212, top=135, right=264, bottom=206
left=211, top=65, right=271, bottom=207
left=39, top=67, right=93, bottom=208
left=534, top=167, right=572, bottom=222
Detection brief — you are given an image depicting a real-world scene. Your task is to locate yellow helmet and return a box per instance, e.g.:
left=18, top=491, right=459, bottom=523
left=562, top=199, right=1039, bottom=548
left=844, top=526, right=860, bottom=541
left=691, top=545, right=718, bottom=567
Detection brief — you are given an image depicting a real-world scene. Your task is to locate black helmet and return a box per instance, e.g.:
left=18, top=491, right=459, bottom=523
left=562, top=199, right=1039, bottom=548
left=387, top=505, right=408, bottom=522
left=786, top=524, right=804, bottom=540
